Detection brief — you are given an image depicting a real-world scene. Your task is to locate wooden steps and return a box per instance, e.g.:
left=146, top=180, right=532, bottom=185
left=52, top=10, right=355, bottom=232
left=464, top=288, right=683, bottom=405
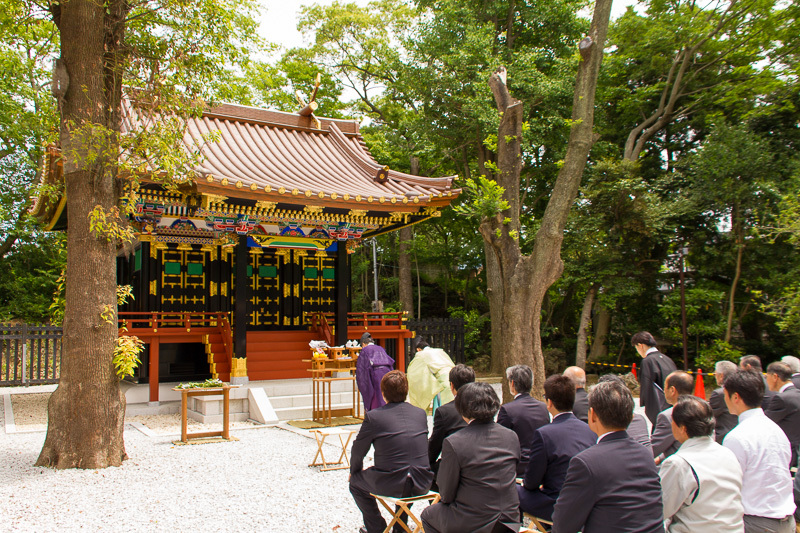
left=204, top=332, right=231, bottom=381
left=246, top=330, right=316, bottom=380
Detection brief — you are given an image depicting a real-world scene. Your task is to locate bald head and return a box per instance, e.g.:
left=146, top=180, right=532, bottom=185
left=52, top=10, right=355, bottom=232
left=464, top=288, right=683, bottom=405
left=563, top=366, right=586, bottom=389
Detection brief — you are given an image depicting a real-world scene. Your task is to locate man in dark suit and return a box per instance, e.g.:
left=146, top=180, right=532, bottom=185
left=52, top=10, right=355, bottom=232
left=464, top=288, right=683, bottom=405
left=766, top=361, right=800, bottom=468
left=632, top=331, right=677, bottom=426
left=563, top=366, right=589, bottom=423
left=651, top=371, right=694, bottom=462
left=349, top=370, right=433, bottom=533
left=497, top=364, right=550, bottom=476
left=740, top=354, right=775, bottom=410
left=518, top=375, right=596, bottom=521
left=428, top=364, right=475, bottom=490
left=552, top=378, right=664, bottom=533
left=710, top=360, right=739, bottom=444
left=421, top=382, right=521, bottom=533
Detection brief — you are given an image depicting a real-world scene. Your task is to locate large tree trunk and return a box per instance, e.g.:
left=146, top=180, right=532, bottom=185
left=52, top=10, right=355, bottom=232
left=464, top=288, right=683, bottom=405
left=589, top=303, right=611, bottom=361
left=576, top=284, right=598, bottom=368
left=398, top=226, right=414, bottom=319
left=486, top=247, right=505, bottom=375
left=36, top=0, right=128, bottom=469
left=481, top=0, right=613, bottom=400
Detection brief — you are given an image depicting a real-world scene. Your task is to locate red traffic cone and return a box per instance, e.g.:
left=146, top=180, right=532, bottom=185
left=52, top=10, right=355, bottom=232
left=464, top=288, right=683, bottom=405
left=632, top=363, right=637, bottom=379
left=694, top=369, right=706, bottom=400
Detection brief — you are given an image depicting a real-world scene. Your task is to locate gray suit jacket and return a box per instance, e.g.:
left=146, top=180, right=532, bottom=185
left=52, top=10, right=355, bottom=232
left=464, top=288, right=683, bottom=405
left=651, top=406, right=679, bottom=459
left=349, top=401, right=433, bottom=497
left=422, top=421, right=521, bottom=533
left=573, top=388, right=589, bottom=423
left=709, top=387, right=738, bottom=444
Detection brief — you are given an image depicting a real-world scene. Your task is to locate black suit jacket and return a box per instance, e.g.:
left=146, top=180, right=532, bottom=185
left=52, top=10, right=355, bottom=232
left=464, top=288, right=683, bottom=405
left=349, top=401, right=433, bottom=497
left=497, top=393, right=550, bottom=475
left=650, top=406, right=679, bottom=459
left=572, top=388, right=589, bottom=423
left=421, top=421, right=520, bottom=533
left=791, top=374, right=800, bottom=391
left=552, top=431, right=664, bottom=533
left=638, top=350, right=677, bottom=426
left=519, top=413, right=596, bottom=518
left=766, top=385, right=800, bottom=466
left=428, top=400, right=466, bottom=472
left=709, top=387, right=738, bottom=444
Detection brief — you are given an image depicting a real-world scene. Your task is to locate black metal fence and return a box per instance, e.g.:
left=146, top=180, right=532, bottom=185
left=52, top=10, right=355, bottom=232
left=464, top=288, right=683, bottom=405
left=406, top=317, right=465, bottom=367
left=0, top=323, right=62, bottom=386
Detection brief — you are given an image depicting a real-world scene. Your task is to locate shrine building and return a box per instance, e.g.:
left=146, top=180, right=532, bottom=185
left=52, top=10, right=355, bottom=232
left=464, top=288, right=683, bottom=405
left=33, top=99, right=460, bottom=403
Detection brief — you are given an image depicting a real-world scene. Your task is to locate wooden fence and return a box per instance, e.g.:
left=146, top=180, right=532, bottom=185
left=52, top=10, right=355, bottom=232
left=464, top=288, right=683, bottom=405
left=406, top=317, right=465, bottom=367
left=0, top=323, right=62, bottom=386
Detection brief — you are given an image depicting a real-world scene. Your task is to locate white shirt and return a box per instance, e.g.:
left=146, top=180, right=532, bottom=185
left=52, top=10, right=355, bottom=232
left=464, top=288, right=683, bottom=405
left=780, top=383, right=792, bottom=393
left=646, top=346, right=658, bottom=355
left=723, top=408, right=795, bottom=518
left=660, top=436, right=743, bottom=532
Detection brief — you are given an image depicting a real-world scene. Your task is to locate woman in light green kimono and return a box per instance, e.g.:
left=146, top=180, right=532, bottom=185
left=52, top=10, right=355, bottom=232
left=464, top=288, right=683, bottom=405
left=407, top=337, right=455, bottom=413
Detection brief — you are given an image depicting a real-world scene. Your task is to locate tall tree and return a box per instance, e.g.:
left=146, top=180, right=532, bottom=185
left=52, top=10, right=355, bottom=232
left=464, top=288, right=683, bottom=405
left=465, top=0, right=613, bottom=397
left=29, top=0, right=258, bottom=469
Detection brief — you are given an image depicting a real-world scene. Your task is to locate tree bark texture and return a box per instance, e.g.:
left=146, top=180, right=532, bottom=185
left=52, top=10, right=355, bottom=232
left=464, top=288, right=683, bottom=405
left=398, top=226, right=414, bottom=319
left=481, top=0, right=613, bottom=400
left=589, top=303, right=611, bottom=362
left=725, top=208, right=744, bottom=343
left=576, top=284, right=598, bottom=368
left=36, top=0, right=128, bottom=469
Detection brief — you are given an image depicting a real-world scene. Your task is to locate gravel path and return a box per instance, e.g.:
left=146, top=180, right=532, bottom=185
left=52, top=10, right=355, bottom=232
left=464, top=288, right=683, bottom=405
left=0, top=399, right=418, bottom=532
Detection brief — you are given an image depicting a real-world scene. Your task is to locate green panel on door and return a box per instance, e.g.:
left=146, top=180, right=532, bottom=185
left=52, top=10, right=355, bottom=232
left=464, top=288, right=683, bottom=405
left=322, top=267, right=335, bottom=280
left=164, top=262, right=181, bottom=275
left=187, top=263, right=203, bottom=276
left=304, top=267, right=318, bottom=279
left=259, top=265, right=277, bottom=278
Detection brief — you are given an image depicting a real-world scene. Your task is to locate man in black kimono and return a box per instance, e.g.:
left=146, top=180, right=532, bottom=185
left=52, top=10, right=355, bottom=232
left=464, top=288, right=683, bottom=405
left=632, top=331, right=677, bottom=427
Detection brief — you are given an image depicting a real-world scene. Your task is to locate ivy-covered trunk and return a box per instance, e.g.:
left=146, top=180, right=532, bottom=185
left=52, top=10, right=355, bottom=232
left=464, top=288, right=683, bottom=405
left=36, top=0, right=128, bottom=469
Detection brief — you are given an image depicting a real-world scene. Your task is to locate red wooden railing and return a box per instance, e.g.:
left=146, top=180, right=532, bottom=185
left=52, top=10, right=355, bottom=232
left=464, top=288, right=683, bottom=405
left=118, top=311, right=234, bottom=365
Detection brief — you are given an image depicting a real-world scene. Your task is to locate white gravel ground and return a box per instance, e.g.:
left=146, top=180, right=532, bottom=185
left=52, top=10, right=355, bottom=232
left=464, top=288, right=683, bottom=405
left=0, top=382, right=641, bottom=533
left=0, top=392, right=431, bottom=533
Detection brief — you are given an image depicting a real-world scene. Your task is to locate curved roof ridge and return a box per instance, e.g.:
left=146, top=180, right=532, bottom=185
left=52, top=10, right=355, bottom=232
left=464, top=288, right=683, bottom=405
left=326, top=122, right=457, bottom=188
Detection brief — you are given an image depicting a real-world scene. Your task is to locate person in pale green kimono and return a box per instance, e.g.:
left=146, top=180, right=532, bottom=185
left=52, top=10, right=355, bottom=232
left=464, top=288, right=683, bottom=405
left=407, top=337, right=455, bottom=412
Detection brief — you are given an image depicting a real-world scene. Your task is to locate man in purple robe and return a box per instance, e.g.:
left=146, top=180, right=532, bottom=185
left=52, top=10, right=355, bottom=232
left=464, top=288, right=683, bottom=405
left=356, top=332, right=395, bottom=412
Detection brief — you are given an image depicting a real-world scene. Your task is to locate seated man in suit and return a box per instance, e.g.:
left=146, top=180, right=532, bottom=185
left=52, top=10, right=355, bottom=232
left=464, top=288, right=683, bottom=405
left=709, top=360, right=739, bottom=444
left=765, top=361, right=800, bottom=467
left=497, top=364, right=550, bottom=476
left=651, top=371, right=694, bottom=463
left=421, top=382, right=521, bottom=533
left=552, top=378, right=663, bottom=533
left=518, top=375, right=596, bottom=521
left=563, top=366, right=589, bottom=423
left=659, top=396, right=744, bottom=532
left=428, top=364, right=475, bottom=490
left=740, top=354, right=775, bottom=410
left=781, top=356, right=800, bottom=390
left=349, top=370, right=433, bottom=533
left=597, top=374, right=652, bottom=451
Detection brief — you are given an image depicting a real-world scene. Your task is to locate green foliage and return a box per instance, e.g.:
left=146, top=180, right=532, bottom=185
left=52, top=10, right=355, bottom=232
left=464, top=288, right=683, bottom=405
left=88, top=206, right=136, bottom=244
left=695, top=340, right=743, bottom=372
left=0, top=234, right=64, bottom=323
left=113, top=335, right=144, bottom=380
left=452, top=176, right=510, bottom=219
left=448, top=306, right=490, bottom=363
left=175, top=378, right=225, bottom=389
